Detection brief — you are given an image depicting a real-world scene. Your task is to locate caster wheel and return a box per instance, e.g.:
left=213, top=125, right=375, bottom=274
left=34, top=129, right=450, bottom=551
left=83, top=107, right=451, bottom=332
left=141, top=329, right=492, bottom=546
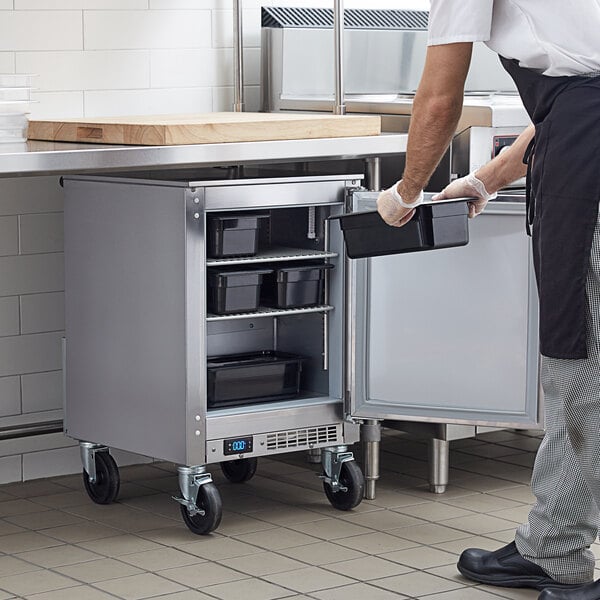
left=323, top=460, right=364, bottom=511
left=180, top=482, right=222, bottom=535
left=82, top=451, right=120, bottom=505
left=220, top=458, right=258, bottom=483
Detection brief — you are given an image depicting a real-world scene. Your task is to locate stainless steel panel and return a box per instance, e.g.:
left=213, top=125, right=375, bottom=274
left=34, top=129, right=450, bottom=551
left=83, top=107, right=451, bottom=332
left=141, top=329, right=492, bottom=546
left=63, top=179, right=189, bottom=464
left=185, top=189, right=207, bottom=466
left=347, top=192, right=540, bottom=427
left=452, top=126, right=527, bottom=181
left=0, top=136, right=408, bottom=179
left=206, top=423, right=344, bottom=462
left=263, top=27, right=516, bottom=113
left=204, top=179, right=353, bottom=211
left=205, top=398, right=343, bottom=440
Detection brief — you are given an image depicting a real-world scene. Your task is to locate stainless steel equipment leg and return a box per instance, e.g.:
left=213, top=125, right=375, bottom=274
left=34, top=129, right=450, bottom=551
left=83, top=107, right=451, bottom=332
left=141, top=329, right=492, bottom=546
left=429, top=438, right=450, bottom=494
left=307, top=448, right=323, bottom=464
left=365, top=157, right=382, bottom=192
left=361, top=420, right=381, bottom=499
left=333, top=0, right=345, bottom=115
left=173, top=465, right=213, bottom=516
left=80, top=441, right=108, bottom=484
left=232, top=0, right=244, bottom=112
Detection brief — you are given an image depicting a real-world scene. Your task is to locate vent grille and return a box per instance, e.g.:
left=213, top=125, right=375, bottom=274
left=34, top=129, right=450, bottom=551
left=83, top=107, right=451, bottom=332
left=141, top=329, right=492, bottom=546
left=266, top=426, right=339, bottom=451
left=261, top=7, right=429, bottom=30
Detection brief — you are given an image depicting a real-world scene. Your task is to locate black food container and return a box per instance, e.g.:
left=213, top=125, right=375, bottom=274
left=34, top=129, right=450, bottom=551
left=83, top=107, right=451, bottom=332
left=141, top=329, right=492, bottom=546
left=207, top=268, right=272, bottom=315
left=207, top=351, right=305, bottom=408
left=207, top=213, right=269, bottom=258
left=262, top=263, right=334, bottom=309
left=333, top=200, right=469, bottom=259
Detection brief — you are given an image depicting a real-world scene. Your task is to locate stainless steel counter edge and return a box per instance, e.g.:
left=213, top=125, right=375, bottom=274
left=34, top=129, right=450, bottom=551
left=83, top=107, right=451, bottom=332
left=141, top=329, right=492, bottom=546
left=0, top=134, right=408, bottom=178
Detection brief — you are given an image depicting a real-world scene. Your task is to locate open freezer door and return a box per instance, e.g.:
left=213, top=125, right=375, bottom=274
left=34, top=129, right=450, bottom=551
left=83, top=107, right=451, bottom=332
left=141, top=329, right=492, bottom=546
left=343, top=190, right=541, bottom=428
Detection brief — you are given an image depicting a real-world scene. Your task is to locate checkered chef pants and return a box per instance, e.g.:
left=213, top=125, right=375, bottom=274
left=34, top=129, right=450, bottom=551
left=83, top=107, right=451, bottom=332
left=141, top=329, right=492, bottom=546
left=515, top=210, right=600, bottom=584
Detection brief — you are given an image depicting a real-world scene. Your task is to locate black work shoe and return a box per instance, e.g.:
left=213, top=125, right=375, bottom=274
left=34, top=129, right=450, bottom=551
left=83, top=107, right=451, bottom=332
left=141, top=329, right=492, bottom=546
left=457, top=542, right=580, bottom=590
left=539, top=580, right=600, bottom=599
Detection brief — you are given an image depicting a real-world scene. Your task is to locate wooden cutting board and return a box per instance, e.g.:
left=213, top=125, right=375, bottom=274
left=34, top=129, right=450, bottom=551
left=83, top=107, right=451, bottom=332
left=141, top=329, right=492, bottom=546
left=27, top=112, right=381, bottom=146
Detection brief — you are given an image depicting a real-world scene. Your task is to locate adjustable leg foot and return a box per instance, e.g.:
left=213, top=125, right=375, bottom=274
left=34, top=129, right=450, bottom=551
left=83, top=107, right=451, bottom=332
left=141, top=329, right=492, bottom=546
left=362, top=420, right=381, bottom=500
left=429, top=438, right=449, bottom=494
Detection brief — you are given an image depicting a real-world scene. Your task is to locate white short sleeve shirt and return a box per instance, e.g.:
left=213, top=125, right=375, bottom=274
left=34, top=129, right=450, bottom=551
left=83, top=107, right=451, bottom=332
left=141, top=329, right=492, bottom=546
left=428, top=0, right=600, bottom=76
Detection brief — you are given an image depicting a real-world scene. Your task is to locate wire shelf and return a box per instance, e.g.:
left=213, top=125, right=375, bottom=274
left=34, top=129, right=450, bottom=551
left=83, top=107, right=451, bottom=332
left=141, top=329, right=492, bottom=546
left=207, top=305, right=334, bottom=322
left=206, top=247, right=337, bottom=267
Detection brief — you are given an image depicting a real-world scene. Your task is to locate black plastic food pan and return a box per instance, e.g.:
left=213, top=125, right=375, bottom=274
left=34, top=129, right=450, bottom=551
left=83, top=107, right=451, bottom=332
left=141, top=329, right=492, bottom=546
left=207, top=268, right=272, bottom=315
left=262, top=263, right=334, bottom=308
left=207, top=213, right=269, bottom=258
left=207, top=350, right=305, bottom=408
left=332, top=200, right=469, bottom=259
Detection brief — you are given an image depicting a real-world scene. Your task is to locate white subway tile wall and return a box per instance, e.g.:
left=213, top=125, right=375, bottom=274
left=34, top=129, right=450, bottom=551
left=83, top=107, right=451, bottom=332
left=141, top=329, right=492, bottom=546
left=0, top=456, right=21, bottom=485
left=0, top=216, right=18, bottom=256
left=0, top=52, right=15, bottom=72
left=19, top=213, right=64, bottom=255
left=0, top=0, right=427, bottom=482
left=28, top=92, right=85, bottom=120
left=16, top=51, right=151, bottom=92
left=0, top=377, right=20, bottom=418
left=20, top=291, right=65, bottom=335
left=21, top=371, right=63, bottom=413
left=0, top=177, right=69, bottom=481
left=0, top=253, right=64, bottom=297
left=0, top=297, right=20, bottom=338
left=0, top=12, right=83, bottom=51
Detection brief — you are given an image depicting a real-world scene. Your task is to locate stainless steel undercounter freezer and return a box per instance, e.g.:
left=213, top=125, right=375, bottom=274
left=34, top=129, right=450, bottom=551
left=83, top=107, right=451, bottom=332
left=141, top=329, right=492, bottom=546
left=63, top=171, right=367, bottom=535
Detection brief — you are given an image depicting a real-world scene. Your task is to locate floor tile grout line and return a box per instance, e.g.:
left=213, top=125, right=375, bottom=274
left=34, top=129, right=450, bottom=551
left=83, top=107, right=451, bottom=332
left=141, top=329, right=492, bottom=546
left=0, top=431, right=544, bottom=600
left=0, top=489, right=520, bottom=594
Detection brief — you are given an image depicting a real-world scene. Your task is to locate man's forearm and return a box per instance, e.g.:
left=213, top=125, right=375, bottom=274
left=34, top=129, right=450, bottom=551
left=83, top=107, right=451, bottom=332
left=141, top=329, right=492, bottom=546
left=387, top=42, right=473, bottom=207
left=476, top=124, right=534, bottom=192
left=399, top=92, right=463, bottom=201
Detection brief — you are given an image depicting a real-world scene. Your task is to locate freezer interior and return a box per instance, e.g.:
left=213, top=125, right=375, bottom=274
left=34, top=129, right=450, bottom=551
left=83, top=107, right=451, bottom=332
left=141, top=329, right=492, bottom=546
left=206, top=204, right=344, bottom=409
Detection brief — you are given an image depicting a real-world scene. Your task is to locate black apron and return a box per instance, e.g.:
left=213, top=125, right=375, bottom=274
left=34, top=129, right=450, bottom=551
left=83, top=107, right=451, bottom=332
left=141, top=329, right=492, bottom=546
left=500, top=57, right=600, bottom=359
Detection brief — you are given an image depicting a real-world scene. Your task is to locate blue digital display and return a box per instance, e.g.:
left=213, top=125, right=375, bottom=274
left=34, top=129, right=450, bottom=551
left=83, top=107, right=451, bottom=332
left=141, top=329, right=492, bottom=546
left=224, top=436, right=253, bottom=456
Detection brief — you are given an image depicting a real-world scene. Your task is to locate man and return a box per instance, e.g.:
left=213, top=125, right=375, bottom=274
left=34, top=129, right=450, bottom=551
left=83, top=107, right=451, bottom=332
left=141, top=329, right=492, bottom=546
left=377, top=2, right=600, bottom=599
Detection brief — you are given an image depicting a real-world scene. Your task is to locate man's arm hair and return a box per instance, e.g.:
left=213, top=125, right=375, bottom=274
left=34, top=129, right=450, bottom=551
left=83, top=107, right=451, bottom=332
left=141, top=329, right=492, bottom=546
left=399, top=42, right=473, bottom=201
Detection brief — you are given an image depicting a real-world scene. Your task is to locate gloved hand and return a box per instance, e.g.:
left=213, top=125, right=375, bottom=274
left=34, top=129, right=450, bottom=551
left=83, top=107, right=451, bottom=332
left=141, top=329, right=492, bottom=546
left=377, top=180, right=424, bottom=227
left=433, top=171, right=497, bottom=218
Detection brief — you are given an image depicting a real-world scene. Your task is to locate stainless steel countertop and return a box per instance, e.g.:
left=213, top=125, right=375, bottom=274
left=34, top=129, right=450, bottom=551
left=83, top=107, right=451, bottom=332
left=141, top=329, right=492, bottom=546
left=0, top=134, right=408, bottom=178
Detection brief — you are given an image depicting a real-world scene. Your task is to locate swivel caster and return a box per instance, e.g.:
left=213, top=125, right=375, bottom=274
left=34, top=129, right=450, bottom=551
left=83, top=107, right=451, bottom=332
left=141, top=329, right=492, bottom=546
left=174, top=466, right=222, bottom=535
left=321, top=446, right=364, bottom=511
left=220, top=457, right=258, bottom=483
left=179, top=483, right=222, bottom=535
left=80, top=442, right=120, bottom=505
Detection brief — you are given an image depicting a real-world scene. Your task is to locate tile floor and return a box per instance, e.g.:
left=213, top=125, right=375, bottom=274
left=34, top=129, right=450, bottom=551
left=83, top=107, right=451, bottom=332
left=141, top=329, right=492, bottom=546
left=0, top=428, right=594, bottom=600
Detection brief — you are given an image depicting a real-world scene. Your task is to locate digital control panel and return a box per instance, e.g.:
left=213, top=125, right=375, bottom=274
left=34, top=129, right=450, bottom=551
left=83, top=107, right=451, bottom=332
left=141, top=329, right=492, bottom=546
left=223, top=436, right=253, bottom=456
left=493, top=135, right=518, bottom=158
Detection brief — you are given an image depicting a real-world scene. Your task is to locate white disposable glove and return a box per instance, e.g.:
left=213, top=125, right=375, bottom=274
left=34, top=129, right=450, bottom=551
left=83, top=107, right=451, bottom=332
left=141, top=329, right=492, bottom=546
left=377, top=180, right=424, bottom=227
left=433, top=172, right=497, bottom=218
